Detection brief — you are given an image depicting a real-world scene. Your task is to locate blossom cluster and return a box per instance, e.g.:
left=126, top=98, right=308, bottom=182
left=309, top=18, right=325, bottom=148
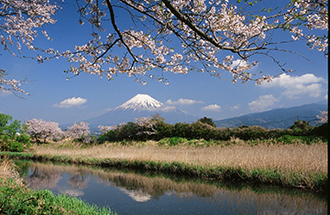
left=57, top=0, right=327, bottom=85
left=66, top=122, right=91, bottom=139
left=1, top=0, right=328, bottom=93
left=25, top=119, right=92, bottom=143
left=25, top=118, right=64, bottom=142
left=0, top=69, right=28, bottom=95
left=286, top=0, right=328, bottom=52
left=0, top=0, right=57, bottom=93
left=135, top=116, right=157, bottom=135
left=0, top=0, right=57, bottom=52
left=317, top=111, right=328, bottom=124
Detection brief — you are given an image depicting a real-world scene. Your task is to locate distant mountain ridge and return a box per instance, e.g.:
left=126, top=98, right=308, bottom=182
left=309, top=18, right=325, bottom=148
left=214, top=102, right=327, bottom=129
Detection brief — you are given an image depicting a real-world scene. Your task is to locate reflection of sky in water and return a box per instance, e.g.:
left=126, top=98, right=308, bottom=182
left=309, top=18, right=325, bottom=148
left=39, top=173, right=86, bottom=197
left=58, top=189, right=85, bottom=197
left=118, top=188, right=152, bottom=202
left=23, top=163, right=328, bottom=215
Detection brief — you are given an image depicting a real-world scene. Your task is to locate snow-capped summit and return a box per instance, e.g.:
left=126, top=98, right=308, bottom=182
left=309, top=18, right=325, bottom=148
left=114, top=94, right=163, bottom=111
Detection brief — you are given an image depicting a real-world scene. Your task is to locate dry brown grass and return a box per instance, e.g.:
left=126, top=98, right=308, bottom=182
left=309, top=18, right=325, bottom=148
left=30, top=140, right=328, bottom=175
left=0, top=158, right=24, bottom=186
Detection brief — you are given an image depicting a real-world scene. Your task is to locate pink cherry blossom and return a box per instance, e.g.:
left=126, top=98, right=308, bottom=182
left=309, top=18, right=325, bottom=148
left=1, top=0, right=328, bottom=93
left=66, top=122, right=91, bottom=140
left=57, top=0, right=327, bottom=85
left=317, top=111, right=328, bottom=124
left=25, top=118, right=64, bottom=143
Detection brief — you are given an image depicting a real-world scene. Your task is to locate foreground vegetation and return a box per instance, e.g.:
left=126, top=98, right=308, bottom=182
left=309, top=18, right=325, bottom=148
left=0, top=159, right=116, bottom=215
left=2, top=137, right=327, bottom=194
left=0, top=113, right=328, bottom=196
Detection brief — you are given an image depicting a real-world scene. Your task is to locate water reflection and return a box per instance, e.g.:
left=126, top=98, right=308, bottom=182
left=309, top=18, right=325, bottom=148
left=20, top=161, right=327, bottom=215
left=26, top=165, right=62, bottom=189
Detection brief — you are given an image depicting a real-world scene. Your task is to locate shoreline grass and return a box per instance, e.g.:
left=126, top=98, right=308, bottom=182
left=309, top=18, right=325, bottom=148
left=1, top=139, right=327, bottom=194
left=0, top=159, right=116, bottom=215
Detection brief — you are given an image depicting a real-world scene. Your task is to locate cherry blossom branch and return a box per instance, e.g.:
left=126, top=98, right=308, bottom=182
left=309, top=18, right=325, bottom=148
left=1, top=0, right=328, bottom=94
left=0, top=69, right=28, bottom=97
left=161, top=0, right=237, bottom=52
left=105, top=0, right=138, bottom=64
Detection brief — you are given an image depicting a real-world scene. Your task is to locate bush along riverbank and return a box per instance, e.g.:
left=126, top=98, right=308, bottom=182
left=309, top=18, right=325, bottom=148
left=0, top=159, right=116, bottom=215
left=1, top=146, right=327, bottom=195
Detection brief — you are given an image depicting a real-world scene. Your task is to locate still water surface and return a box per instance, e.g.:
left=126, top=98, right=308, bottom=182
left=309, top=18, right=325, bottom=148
left=19, top=161, right=327, bottom=215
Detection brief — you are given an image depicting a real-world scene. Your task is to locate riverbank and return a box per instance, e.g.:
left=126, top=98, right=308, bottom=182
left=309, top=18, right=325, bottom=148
left=1, top=139, right=328, bottom=194
left=0, top=159, right=116, bottom=215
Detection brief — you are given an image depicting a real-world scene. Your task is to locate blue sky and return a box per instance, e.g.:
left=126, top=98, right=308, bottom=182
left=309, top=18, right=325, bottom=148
left=0, top=0, right=328, bottom=126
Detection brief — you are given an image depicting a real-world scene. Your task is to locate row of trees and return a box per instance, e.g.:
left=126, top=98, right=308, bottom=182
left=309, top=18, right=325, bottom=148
left=99, top=116, right=328, bottom=142
left=25, top=119, right=91, bottom=144
left=0, top=113, right=92, bottom=151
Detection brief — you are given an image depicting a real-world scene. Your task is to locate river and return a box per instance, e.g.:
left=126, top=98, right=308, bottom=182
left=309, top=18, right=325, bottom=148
left=18, top=161, right=327, bottom=215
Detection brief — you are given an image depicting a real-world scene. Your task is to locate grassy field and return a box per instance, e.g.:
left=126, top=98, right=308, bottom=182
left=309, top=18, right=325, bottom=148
left=0, top=159, right=116, bottom=215
left=2, top=138, right=327, bottom=193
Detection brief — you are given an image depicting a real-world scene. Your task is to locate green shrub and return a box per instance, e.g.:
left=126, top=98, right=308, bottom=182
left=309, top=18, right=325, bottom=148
left=153, top=121, right=174, bottom=140
left=197, top=117, right=216, bottom=127
left=311, top=123, right=328, bottom=139
left=158, top=137, right=188, bottom=146
left=173, top=122, right=192, bottom=138
left=276, top=135, right=322, bottom=144
left=169, top=137, right=187, bottom=146
left=290, top=120, right=311, bottom=130
left=0, top=114, right=30, bottom=152
left=111, top=122, right=139, bottom=141
left=97, top=134, right=109, bottom=143
left=232, top=126, right=269, bottom=140
left=288, top=120, right=313, bottom=136
left=277, top=135, right=299, bottom=144
left=0, top=179, right=115, bottom=215
left=15, top=134, right=29, bottom=144
left=10, top=142, right=24, bottom=152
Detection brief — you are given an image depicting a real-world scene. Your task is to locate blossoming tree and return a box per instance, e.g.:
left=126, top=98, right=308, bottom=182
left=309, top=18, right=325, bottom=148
left=25, top=118, right=64, bottom=143
left=0, top=0, right=328, bottom=93
left=317, top=111, right=328, bottom=124
left=66, top=122, right=91, bottom=142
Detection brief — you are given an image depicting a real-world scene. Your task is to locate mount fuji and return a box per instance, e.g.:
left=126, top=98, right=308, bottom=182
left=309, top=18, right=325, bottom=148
left=86, top=94, right=197, bottom=130
left=114, top=94, right=163, bottom=111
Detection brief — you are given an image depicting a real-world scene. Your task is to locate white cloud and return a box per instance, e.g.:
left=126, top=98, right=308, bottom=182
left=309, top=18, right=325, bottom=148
left=282, top=83, right=322, bottom=98
left=231, top=104, right=240, bottom=110
left=248, top=94, right=278, bottom=112
left=54, top=97, right=87, bottom=108
left=261, top=73, right=325, bottom=99
left=201, top=104, right=221, bottom=112
left=160, top=106, right=176, bottom=112
left=166, top=98, right=203, bottom=105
